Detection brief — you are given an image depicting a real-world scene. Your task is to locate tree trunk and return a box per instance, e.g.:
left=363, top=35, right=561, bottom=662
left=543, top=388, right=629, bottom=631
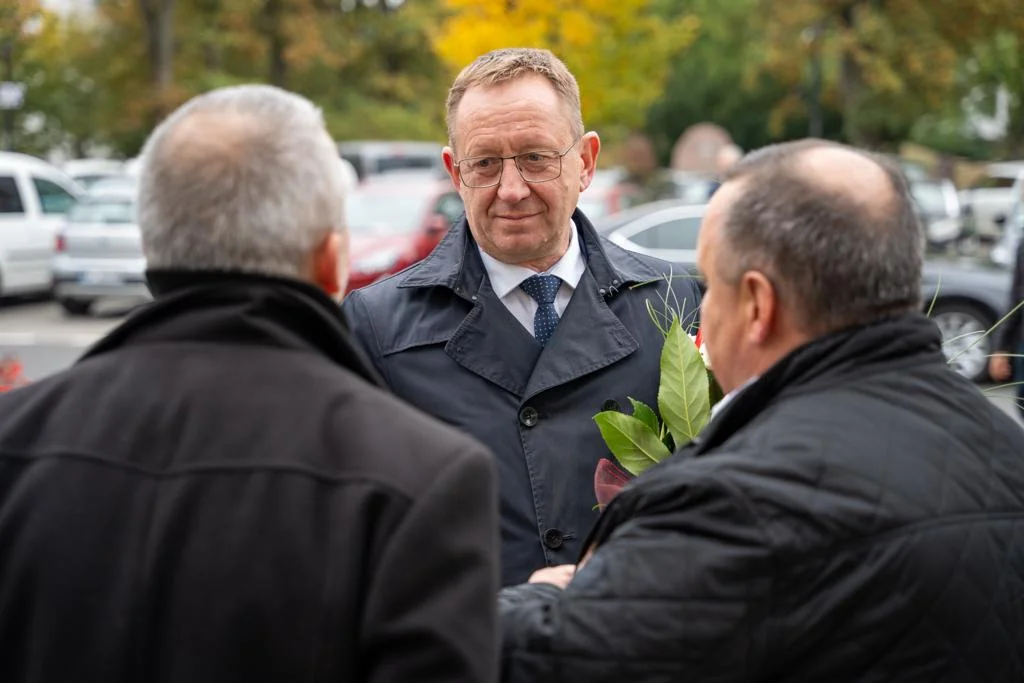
left=138, top=0, right=176, bottom=122
left=197, top=0, right=223, bottom=71
left=837, top=2, right=869, bottom=147
left=261, top=0, right=288, bottom=88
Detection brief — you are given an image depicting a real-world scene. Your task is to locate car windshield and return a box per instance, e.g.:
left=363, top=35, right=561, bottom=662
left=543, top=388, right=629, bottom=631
left=346, top=189, right=434, bottom=234
left=629, top=216, right=702, bottom=251
left=911, top=183, right=948, bottom=215
left=67, top=198, right=135, bottom=224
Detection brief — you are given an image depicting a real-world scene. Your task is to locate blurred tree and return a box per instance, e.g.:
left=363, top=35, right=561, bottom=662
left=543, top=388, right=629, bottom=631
left=644, top=0, right=844, bottom=162
left=964, top=29, right=1024, bottom=156
left=433, top=0, right=700, bottom=141
left=18, top=11, right=112, bottom=156
left=1, top=0, right=44, bottom=151
left=753, top=0, right=1022, bottom=149
left=137, top=0, right=177, bottom=122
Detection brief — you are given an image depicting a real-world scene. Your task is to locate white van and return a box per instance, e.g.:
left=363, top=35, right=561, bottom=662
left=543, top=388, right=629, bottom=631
left=0, top=152, right=83, bottom=297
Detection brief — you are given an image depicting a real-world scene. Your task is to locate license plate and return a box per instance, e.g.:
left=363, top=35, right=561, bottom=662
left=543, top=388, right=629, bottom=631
left=79, top=272, right=123, bottom=285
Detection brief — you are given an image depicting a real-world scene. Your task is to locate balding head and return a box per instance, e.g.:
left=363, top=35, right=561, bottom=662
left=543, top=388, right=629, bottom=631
left=137, top=85, right=348, bottom=282
left=713, top=139, right=923, bottom=333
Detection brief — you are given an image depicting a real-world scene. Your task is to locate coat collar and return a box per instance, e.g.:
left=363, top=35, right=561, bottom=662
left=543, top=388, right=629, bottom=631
left=693, top=312, right=945, bottom=455
left=80, top=269, right=385, bottom=388
left=581, top=312, right=947, bottom=557
left=398, top=208, right=669, bottom=299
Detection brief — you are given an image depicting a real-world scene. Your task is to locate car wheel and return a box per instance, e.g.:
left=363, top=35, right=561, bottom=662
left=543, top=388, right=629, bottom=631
left=931, top=302, right=993, bottom=383
left=59, top=297, right=93, bottom=316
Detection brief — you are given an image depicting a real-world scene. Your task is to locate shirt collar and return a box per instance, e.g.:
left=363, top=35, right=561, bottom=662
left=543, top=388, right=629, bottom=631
left=478, top=221, right=586, bottom=299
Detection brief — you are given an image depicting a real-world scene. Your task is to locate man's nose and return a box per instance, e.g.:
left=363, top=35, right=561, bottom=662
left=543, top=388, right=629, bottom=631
left=496, top=157, right=531, bottom=202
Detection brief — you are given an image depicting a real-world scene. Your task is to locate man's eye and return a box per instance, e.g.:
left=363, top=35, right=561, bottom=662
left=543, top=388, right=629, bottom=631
left=472, top=158, right=496, bottom=169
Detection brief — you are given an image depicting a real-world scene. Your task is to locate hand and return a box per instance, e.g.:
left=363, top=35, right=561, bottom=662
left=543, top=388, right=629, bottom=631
left=528, top=564, right=576, bottom=589
left=989, top=353, right=1013, bottom=382
left=578, top=547, right=594, bottom=571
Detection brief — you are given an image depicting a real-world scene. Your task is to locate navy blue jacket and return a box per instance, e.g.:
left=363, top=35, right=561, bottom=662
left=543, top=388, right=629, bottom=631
left=342, top=210, right=701, bottom=585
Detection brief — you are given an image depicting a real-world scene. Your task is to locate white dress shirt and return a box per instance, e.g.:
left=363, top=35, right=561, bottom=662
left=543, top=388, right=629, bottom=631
left=477, top=223, right=587, bottom=338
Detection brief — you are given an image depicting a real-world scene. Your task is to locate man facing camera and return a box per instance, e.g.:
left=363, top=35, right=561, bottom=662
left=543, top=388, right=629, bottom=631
left=0, top=85, right=499, bottom=683
left=500, top=140, right=1024, bottom=682
left=343, top=48, right=702, bottom=586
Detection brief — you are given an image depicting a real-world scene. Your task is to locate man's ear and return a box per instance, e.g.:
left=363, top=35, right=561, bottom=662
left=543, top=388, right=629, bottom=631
left=313, top=231, right=346, bottom=299
left=739, top=270, right=777, bottom=345
left=579, top=131, right=601, bottom=192
left=442, top=146, right=461, bottom=190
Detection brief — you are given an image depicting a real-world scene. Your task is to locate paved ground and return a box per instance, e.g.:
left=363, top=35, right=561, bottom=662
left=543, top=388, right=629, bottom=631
left=2, top=298, right=1022, bottom=426
left=0, top=298, right=130, bottom=379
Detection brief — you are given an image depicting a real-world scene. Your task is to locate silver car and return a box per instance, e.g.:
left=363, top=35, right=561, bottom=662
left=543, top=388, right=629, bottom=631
left=594, top=200, right=1011, bottom=382
left=52, top=177, right=149, bottom=315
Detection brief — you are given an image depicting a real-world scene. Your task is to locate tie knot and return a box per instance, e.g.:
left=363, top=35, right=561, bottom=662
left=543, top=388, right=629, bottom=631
left=519, top=274, right=561, bottom=305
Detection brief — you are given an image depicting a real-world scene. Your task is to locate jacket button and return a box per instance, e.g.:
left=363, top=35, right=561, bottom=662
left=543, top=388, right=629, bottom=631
left=519, top=406, right=539, bottom=428
left=543, top=528, right=564, bottom=549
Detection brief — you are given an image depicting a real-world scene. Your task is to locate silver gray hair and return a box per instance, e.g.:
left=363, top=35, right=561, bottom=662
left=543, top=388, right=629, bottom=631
left=137, top=84, right=346, bottom=279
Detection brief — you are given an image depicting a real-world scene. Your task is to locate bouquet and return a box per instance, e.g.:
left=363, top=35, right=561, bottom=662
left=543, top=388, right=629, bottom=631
left=593, top=296, right=722, bottom=509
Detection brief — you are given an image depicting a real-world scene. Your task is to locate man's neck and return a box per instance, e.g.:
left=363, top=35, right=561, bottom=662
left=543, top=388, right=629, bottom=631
left=490, top=227, right=574, bottom=273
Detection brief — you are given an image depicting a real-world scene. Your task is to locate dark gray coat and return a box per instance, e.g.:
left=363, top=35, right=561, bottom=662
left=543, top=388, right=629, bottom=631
left=342, top=210, right=702, bottom=586
left=0, top=273, right=500, bottom=683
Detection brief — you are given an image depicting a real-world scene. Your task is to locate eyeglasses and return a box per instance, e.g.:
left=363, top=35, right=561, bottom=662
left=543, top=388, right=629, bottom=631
left=455, top=136, right=582, bottom=189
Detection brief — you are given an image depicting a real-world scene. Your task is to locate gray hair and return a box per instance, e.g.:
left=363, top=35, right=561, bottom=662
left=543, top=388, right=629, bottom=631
left=446, top=48, right=584, bottom=149
left=137, top=84, right=346, bottom=279
left=720, top=139, right=923, bottom=333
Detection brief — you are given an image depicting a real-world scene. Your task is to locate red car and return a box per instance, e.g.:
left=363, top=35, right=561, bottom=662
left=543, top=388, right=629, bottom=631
left=344, top=174, right=464, bottom=293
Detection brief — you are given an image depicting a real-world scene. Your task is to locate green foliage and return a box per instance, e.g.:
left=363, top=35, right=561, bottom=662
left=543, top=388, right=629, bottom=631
left=644, top=0, right=844, bottom=157
left=593, top=409, right=671, bottom=477
left=594, top=316, right=715, bottom=476
left=657, top=319, right=711, bottom=447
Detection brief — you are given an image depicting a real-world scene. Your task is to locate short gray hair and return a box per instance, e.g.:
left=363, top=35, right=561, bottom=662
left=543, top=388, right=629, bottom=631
left=720, top=139, right=923, bottom=332
left=137, top=84, right=346, bottom=279
left=446, top=48, right=584, bottom=149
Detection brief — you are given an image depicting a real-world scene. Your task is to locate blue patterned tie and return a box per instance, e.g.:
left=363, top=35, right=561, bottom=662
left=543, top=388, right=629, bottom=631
left=519, top=274, right=562, bottom=346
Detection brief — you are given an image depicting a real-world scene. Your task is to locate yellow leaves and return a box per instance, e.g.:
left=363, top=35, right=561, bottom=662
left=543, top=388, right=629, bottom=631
left=434, top=0, right=698, bottom=132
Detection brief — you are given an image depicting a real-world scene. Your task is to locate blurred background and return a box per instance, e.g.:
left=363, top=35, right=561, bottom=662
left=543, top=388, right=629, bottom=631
left=0, top=0, right=1022, bottom=419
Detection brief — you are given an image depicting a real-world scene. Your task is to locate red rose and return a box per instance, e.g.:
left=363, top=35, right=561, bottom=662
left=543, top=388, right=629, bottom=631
left=594, top=457, right=632, bottom=509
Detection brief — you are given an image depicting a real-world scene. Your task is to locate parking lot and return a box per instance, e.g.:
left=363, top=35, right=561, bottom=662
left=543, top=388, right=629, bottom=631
left=2, top=298, right=1021, bottom=427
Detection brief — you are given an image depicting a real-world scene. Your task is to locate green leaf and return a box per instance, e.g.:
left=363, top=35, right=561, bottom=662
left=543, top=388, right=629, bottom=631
left=658, top=318, right=711, bottom=446
left=593, top=411, right=672, bottom=476
left=628, top=397, right=661, bottom=435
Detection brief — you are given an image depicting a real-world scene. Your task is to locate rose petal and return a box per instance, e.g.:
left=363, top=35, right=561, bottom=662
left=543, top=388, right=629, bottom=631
left=594, top=457, right=632, bottom=507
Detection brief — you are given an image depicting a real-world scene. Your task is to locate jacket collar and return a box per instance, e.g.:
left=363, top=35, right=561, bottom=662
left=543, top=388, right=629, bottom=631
left=80, top=269, right=385, bottom=388
left=695, top=312, right=946, bottom=455
left=398, top=208, right=669, bottom=298
left=581, top=312, right=947, bottom=557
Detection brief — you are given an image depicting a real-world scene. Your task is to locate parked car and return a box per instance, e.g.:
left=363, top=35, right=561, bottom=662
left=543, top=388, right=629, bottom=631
left=990, top=172, right=1024, bottom=269
left=0, top=152, right=82, bottom=298
left=52, top=176, right=149, bottom=315
left=594, top=200, right=1013, bottom=382
left=959, top=162, right=1024, bottom=243
left=338, top=140, right=445, bottom=181
left=577, top=168, right=625, bottom=220
left=910, top=179, right=963, bottom=248
left=61, top=158, right=128, bottom=190
left=345, top=177, right=464, bottom=292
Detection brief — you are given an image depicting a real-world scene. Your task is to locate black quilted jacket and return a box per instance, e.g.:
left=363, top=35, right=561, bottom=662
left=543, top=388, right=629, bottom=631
left=500, top=313, right=1024, bottom=682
